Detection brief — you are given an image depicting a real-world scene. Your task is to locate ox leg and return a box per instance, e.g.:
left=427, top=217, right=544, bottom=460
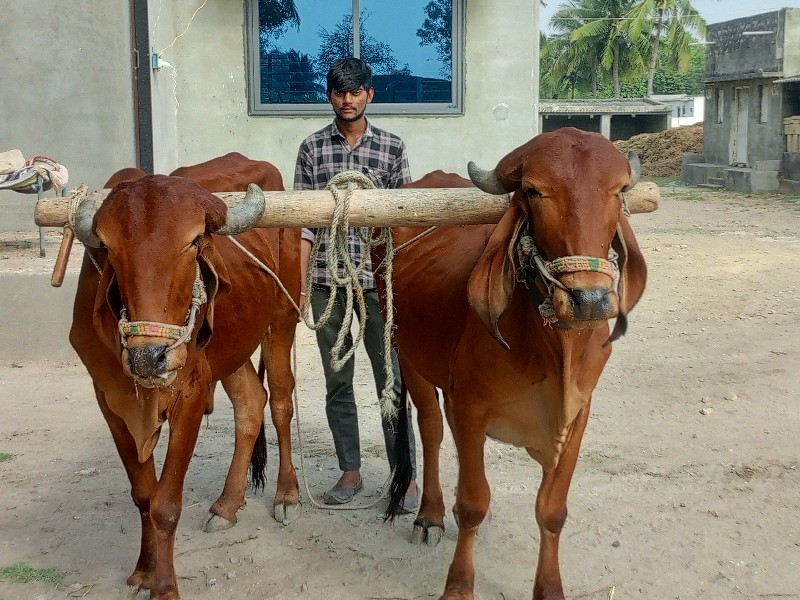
left=95, top=387, right=158, bottom=591
left=441, top=409, right=489, bottom=600
left=149, top=397, right=205, bottom=600
left=204, top=361, right=267, bottom=533
left=400, top=357, right=445, bottom=547
left=262, top=322, right=301, bottom=525
left=531, top=401, right=591, bottom=600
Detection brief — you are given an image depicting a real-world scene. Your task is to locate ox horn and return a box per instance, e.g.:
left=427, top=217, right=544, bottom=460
left=622, top=150, right=641, bottom=191
left=215, top=183, right=266, bottom=235
left=72, top=193, right=103, bottom=248
left=467, top=161, right=510, bottom=195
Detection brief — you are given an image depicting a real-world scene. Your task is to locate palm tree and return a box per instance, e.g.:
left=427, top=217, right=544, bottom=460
left=548, top=4, right=606, bottom=98
left=554, top=0, right=644, bottom=98
left=626, top=0, right=706, bottom=96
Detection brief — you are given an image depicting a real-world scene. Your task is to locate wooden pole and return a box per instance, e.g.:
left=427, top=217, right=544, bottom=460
left=34, top=182, right=659, bottom=229
left=50, top=226, right=75, bottom=287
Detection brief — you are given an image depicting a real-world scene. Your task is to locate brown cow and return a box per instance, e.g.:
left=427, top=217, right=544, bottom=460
left=104, top=167, right=148, bottom=188
left=376, top=128, right=647, bottom=600
left=69, top=156, right=301, bottom=599
left=170, top=151, right=283, bottom=192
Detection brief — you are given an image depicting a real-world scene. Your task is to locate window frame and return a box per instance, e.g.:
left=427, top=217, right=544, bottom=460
left=246, top=0, right=465, bottom=116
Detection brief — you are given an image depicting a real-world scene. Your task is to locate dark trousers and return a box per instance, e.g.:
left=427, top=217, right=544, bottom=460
left=310, top=285, right=417, bottom=478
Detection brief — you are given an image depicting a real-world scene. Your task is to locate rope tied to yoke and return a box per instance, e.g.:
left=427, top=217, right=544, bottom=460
left=301, top=171, right=399, bottom=419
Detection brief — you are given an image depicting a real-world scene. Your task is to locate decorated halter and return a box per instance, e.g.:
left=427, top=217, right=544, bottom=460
left=516, top=229, right=619, bottom=326
left=117, top=262, right=208, bottom=350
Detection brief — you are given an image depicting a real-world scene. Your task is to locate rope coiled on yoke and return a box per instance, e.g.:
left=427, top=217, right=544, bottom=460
left=301, top=171, right=399, bottom=419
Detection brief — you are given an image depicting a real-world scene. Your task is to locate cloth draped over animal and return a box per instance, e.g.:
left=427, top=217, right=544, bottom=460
left=0, top=150, right=69, bottom=193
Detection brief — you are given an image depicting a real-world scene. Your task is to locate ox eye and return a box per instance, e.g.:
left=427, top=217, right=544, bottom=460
left=191, top=235, right=203, bottom=247
left=525, top=187, right=541, bottom=199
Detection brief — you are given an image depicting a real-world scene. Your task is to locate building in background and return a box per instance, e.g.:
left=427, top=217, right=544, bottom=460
left=650, top=94, right=705, bottom=127
left=682, top=7, right=800, bottom=193
left=539, top=98, right=671, bottom=141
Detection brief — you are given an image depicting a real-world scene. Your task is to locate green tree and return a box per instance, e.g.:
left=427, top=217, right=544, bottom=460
left=626, top=0, right=706, bottom=96
left=416, top=0, right=453, bottom=77
left=548, top=1, right=611, bottom=99
left=316, top=11, right=398, bottom=76
left=554, top=0, right=644, bottom=98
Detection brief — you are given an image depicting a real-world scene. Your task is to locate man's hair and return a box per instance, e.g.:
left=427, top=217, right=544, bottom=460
left=326, top=57, right=372, bottom=94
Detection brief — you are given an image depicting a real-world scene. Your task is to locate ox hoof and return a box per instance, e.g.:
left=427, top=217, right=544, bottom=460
left=203, top=512, right=236, bottom=533
left=411, top=519, right=444, bottom=547
left=273, top=500, right=301, bottom=526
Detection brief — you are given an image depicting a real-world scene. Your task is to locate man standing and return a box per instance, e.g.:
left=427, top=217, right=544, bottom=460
left=294, top=57, right=418, bottom=508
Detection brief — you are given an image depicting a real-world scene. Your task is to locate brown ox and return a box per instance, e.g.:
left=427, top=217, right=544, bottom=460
left=377, top=128, right=647, bottom=600
left=104, top=167, right=148, bottom=188
left=69, top=155, right=301, bottom=599
left=170, top=151, right=283, bottom=192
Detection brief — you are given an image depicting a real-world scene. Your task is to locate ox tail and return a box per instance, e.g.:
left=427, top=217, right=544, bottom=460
left=384, top=373, right=413, bottom=521
left=250, top=421, right=268, bottom=492
left=250, top=351, right=268, bottom=492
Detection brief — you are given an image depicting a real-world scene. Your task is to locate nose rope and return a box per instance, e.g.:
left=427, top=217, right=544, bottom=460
left=117, top=262, right=208, bottom=350
left=517, top=234, right=619, bottom=326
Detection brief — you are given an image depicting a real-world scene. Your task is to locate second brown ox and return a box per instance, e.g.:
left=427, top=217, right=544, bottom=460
left=69, top=154, right=301, bottom=599
left=377, top=128, right=647, bottom=600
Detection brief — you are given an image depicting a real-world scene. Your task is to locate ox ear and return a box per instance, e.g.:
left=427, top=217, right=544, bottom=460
left=605, top=213, right=647, bottom=346
left=467, top=203, right=526, bottom=350
left=196, top=243, right=231, bottom=349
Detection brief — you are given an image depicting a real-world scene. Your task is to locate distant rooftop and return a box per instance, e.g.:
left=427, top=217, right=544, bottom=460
left=539, top=98, right=671, bottom=115
left=650, top=94, right=698, bottom=102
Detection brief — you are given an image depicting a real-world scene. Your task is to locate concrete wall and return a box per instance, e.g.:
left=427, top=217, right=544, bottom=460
left=148, top=0, right=539, bottom=183
left=707, top=11, right=783, bottom=78
left=783, top=9, right=800, bottom=77
left=0, top=0, right=136, bottom=194
left=703, top=80, right=784, bottom=166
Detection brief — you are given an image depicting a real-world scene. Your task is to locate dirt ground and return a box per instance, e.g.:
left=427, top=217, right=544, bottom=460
left=1, top=186, right=799, bottom=600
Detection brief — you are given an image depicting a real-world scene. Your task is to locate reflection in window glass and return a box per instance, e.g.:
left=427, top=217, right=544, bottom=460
left=258, top=0, right=351, bottom=104
left=256, top=0, right=454, bottom=106
left=360, top=0, right=453, bottom=104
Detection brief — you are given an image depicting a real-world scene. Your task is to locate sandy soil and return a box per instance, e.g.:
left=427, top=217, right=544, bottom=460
left=1, top=187, right=799, bottom=600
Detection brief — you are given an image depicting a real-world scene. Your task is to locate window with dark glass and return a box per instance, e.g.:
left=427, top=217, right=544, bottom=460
left=248, top=0, right=463, bottom=114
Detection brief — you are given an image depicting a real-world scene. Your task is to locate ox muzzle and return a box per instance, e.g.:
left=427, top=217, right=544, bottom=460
left=517, top=234, right=620, bottom=329
left=118, top=263, right=207, bottom=388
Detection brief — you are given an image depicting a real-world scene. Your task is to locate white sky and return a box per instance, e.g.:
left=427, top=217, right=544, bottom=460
left=540, top=0, right=800, bottom=34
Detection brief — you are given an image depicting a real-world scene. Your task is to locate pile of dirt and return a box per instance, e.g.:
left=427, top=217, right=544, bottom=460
left=614, top=124, right=703, bottom=178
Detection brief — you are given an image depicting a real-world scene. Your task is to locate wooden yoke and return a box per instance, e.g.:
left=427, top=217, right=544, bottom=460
left=34, top=182, right=660, bottom=229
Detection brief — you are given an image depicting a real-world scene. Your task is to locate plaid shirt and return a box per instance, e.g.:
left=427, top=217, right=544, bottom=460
left=294, top=119, right=411, bottom=288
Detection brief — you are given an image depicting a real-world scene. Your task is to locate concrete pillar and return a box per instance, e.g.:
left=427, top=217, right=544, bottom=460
left=601, top=115, right=612, bottom=139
